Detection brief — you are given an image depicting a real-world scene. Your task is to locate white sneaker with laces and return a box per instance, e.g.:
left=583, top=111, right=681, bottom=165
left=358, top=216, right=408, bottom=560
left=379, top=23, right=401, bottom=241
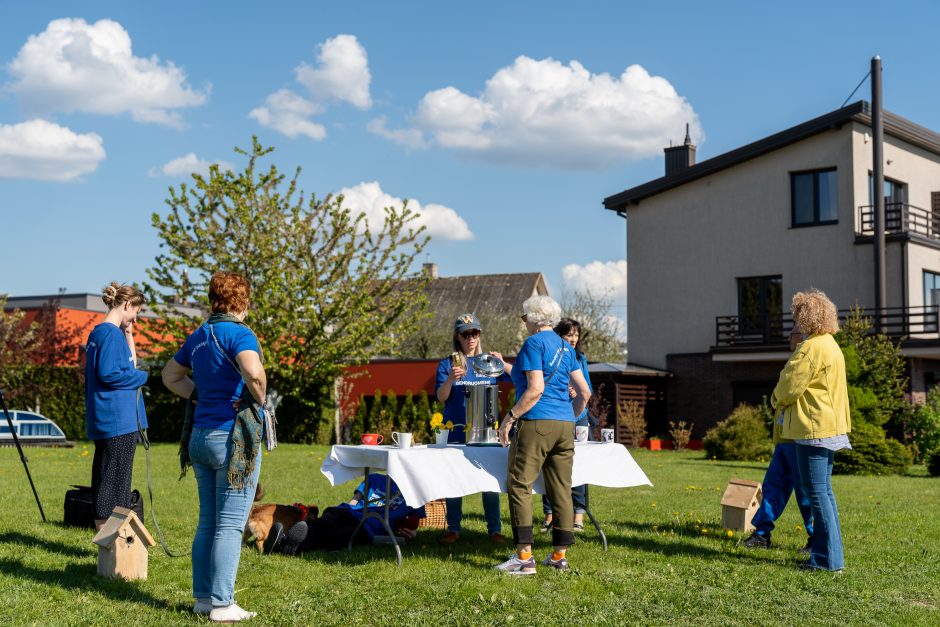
left=209, top=603, right=257, bottom=623
left=494, top=554, right=537, bottom=575
left=193, top=599, right=212, bottom=615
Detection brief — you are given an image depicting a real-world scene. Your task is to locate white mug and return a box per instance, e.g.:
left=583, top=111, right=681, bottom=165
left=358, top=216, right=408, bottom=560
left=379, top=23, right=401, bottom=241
left=601, top=428, right=615, bottom=443
left=575, top=426, right=589, bottom=442
left=391, top=432, right=412, bottom=449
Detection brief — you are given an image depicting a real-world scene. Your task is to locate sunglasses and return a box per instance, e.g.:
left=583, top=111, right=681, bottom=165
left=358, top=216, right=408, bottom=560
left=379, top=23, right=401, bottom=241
left=520, top=314, right=528, bottom=322
left=460, top=330, right=480, bottom=339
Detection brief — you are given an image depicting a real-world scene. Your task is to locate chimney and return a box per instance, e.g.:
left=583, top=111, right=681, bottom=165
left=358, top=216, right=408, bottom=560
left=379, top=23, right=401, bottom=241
left=664, top=123, right=696, bottom=176
left=422, top=262, right=439, bottom=279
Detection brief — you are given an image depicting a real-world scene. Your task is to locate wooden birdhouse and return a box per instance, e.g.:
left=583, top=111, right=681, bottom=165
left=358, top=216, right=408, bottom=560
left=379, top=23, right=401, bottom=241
left=91, top=507, right=156, bottom=580
left=720, top=479, right=763, bottom=532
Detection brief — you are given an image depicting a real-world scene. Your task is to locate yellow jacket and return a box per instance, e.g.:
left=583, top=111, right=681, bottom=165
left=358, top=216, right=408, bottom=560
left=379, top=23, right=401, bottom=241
left=771, top=333, right=851, bottom=442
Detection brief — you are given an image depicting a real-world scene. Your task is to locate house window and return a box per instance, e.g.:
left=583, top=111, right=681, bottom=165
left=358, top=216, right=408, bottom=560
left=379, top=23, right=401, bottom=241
left=868, top=175, right=908, bottom=206
left=924, top=271, right=940, bottom=308
left=791, top=169, right=838, bottom=226
left=737, top=275, right=783, bottom=337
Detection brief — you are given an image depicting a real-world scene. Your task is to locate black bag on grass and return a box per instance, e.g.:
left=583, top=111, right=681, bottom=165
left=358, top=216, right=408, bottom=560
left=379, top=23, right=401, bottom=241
left=63, top=485, right=144, bottom=527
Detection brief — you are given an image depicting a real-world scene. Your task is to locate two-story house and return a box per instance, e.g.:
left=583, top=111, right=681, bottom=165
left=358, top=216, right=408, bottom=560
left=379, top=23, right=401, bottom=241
left=604, top=101, right=940, bottom=434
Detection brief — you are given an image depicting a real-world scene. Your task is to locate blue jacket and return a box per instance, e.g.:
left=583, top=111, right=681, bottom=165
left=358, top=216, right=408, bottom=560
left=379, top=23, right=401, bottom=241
left=84, top=323, right=148, bottom=440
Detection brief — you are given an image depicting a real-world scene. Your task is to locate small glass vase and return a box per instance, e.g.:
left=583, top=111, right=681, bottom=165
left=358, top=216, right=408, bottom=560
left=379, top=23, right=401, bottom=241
left=434, top=429, right=450, bottom=447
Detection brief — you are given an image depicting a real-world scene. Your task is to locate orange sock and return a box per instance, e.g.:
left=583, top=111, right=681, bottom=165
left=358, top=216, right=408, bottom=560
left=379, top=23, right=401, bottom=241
left=517, top=549, right=532, bottom=560
left=552, top=551, right=566, bottom=561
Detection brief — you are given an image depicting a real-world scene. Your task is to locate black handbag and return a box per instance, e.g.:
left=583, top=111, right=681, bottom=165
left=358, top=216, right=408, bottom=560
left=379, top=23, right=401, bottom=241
left=63, top=485, right=144, bottom=528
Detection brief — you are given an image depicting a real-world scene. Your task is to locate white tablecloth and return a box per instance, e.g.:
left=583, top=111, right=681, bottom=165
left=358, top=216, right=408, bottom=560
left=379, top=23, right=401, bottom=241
left=320, top=442, right=652, bottom=507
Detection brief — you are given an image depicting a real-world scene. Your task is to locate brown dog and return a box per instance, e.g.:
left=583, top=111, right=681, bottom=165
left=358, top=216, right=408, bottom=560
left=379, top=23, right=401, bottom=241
left=244, top=502, right=318, bottom=553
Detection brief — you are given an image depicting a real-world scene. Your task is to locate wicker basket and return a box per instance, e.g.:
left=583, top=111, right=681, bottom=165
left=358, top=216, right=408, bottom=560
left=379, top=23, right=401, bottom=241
left=419, top=499, right=447, bottom=529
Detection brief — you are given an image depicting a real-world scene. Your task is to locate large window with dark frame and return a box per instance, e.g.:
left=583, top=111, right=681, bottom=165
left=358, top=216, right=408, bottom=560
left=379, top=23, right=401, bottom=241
left=791, top=169, right=838, bottom=227
left=737, top=275, right=783, bottom=338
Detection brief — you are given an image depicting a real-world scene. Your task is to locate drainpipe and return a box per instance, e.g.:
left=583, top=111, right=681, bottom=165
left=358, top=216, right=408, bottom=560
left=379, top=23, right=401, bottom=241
left=872, top=56, right=887, bottom=332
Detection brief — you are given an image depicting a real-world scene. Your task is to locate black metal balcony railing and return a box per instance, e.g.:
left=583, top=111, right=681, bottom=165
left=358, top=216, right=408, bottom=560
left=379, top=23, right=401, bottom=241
left=857, top=203, right=940, bottom=240
left=715, top=305, right=939, bottom=348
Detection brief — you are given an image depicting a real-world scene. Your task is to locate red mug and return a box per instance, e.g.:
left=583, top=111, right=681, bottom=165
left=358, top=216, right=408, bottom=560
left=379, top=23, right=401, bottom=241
left=361, top=433, right=384, bottom=445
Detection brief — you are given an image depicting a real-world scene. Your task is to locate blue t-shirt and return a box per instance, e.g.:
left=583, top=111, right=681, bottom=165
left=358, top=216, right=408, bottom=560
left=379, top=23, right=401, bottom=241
left=338, top=474, right=425, bottom=538
left=573, top=352, right=593, bottom=425
left=84, top=323, right=149, bottom=440
left=511, top=330, right=578, bottom=421
left=173, top=320, right=260, bottom=430
left=435, top=355, right=510, bottom=443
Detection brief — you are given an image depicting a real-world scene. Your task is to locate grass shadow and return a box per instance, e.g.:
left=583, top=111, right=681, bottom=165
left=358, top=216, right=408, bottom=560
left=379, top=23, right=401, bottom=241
left=0, top=558, right=178, bottom=610
left=0, top=531, right=94, bottom=558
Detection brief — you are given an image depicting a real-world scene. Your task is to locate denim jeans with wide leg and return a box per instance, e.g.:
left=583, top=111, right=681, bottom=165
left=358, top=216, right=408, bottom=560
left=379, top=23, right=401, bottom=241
left=795, top=444, right=844, bottom=571
left=445, top=492, right=502, bottom=535
left=189, top=427, right=262, bottom=606
left=750, top=442, right=814, bottom=538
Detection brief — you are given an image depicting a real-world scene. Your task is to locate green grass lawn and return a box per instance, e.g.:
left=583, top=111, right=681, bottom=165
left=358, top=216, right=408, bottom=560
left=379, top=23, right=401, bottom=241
left=1, top=443, right=938, bottom=626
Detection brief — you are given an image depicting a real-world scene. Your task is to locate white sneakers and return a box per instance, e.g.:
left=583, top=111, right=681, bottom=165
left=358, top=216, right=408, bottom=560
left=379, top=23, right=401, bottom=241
left=199, top=603, right=256, bottom=623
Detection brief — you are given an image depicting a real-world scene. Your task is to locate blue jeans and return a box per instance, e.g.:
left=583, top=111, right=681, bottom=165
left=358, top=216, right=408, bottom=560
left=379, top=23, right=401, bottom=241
left=189, top=427, right=262, bottom=606
left=795, top=444, right=844, bottom=571
left=751, top=443, right=813, bottom=537
left=446, top=492, right=502, bottom=534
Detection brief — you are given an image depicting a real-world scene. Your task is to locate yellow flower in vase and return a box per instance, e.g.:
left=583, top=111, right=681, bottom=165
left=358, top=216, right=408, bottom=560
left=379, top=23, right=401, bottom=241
left=430, top=412, right=444, bottom=433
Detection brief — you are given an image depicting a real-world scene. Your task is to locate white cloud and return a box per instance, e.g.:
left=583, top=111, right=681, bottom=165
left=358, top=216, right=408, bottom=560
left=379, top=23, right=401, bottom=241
left=367, top=116, right=428, bottom=149
left=248, top=89, right=326, bottom=140
left=376, top=56, right=702, bottom=170
left=336, top=181, right=473, bottom=241
left=251, top=34, right=372, bottom=140
left=295, top=34, right=372, bottom=109
left=150, top=152, right=235, bottom=178
left=0, top=119, right=104, bottom=181
left=562, top=260, right=627, bottom=302
left=7, top=18, right=207, bottom=127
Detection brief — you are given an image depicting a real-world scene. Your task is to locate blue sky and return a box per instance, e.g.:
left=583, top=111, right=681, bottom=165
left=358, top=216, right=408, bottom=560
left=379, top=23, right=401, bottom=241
left=3, top=1, right=940, bottom=333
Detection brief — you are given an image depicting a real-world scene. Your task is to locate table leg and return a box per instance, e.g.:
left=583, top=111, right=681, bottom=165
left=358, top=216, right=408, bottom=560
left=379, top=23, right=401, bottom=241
left=345, top=467, right=404, bottom=565
left=583, top=486, right=608, bottom=551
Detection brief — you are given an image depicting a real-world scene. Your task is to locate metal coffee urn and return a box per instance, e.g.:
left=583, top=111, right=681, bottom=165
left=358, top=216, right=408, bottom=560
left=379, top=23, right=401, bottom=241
left=465, top=354, right=504, bottom=446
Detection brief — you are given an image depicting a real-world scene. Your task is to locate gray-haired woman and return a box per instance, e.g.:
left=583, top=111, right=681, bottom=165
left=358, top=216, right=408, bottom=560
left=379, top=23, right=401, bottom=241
left=496, top=295, right=591, bottom=574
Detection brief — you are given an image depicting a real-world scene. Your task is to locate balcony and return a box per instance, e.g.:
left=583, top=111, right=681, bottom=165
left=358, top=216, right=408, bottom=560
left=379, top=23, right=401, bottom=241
left=857, top=203, right=940, bottom=240
left=714, top=305, right=939, bottom=349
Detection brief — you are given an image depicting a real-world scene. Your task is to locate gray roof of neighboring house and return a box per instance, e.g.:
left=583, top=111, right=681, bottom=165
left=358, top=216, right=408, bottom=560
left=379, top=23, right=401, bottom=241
left=604, top=100, right=940, bottom=211
left=2, top=293, right=204, bottom=319
left=421, top=272, right=549, bottom=317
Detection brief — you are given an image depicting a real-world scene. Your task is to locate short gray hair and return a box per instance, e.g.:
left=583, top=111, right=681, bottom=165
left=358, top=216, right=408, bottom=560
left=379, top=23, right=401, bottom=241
left=522, top=295, right=562, bottom=327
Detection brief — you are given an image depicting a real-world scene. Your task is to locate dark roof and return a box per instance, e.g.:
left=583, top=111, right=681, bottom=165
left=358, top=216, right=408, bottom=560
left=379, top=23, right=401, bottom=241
left=422, top=272, right=548, bottom=318
left=604, top=100, right=940, bottom=211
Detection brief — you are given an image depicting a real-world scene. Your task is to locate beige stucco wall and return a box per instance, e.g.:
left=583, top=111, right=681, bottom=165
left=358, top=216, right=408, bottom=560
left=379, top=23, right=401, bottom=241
left=627, top=125, right=885, bottom=369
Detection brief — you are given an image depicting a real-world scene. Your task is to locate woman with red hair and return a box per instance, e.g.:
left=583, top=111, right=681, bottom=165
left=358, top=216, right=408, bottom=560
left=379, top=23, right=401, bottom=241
left=163, top=271, right=267, bottom=623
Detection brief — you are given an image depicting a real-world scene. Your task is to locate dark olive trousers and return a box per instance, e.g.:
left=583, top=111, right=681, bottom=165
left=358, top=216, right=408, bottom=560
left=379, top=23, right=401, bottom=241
left=508, top=419, right=575, bottom=547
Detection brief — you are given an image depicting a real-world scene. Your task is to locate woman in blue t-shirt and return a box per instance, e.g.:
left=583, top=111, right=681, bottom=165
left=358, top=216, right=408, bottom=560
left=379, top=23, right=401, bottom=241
left=434, top=312, right=511, bottom=546
left=162, top=272, right=266, bottom=624
left=540, top=318, right=594, bottom=534
left=495, top=296, right=591, bottom=575
left=84, top=282, right=147, bottom=531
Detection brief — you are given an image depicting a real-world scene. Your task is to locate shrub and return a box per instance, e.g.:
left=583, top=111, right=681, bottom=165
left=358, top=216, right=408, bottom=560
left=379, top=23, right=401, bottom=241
left=618, top=400, right=647, bottom=447
left=834, top=422, right=911, bottom=475
left=703, top=404, right=773, bottom=461
left=903, top=388, right=940, bottom=463
left=927, top=448, right=940, bottom=477
left=669, top=420, right=693, bottom=451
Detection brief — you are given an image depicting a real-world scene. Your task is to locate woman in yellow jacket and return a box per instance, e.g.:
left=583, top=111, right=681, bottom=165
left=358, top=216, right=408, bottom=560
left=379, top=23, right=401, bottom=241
left=771, top=289, right=851, bottom=572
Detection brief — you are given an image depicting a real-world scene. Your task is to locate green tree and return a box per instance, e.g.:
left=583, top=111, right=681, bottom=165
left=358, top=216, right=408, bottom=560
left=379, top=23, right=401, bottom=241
left=414, top=390, right=432, bottom=443
left=144, top=138, right=430, bottom=442
left=399, top=390, right=416, bottom=433
left=561, top=288, right=625, bottom=363
left=385, top=389, right=400, bottom=431
left=834, top=307, right=907, bottom=428
left=833, top=307, right=910, bottom=475
left=349, top=394, right=368, bottom=441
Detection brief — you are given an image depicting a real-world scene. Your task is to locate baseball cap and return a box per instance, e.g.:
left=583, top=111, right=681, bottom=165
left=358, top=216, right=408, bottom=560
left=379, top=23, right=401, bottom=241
left=454, top=312, right=482, bottom=334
